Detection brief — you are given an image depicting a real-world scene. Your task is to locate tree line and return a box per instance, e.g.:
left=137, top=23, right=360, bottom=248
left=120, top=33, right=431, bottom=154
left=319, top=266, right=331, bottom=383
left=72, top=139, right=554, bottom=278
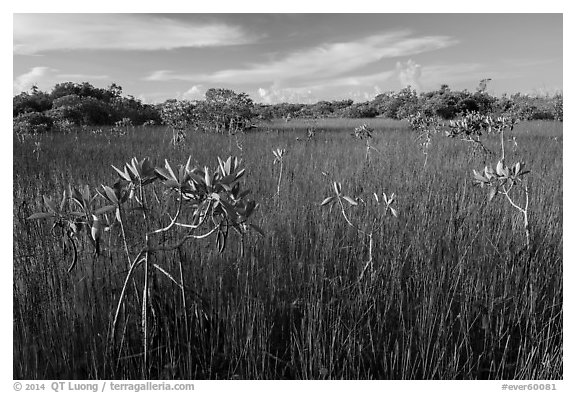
left=254, top=83, right=562, bottom=122
left=13, top=81, right=563, bottom=134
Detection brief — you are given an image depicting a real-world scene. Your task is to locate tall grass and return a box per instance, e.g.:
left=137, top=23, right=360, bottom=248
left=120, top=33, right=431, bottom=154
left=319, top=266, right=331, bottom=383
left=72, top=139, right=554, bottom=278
left=13, top=119, right=562, bottom=379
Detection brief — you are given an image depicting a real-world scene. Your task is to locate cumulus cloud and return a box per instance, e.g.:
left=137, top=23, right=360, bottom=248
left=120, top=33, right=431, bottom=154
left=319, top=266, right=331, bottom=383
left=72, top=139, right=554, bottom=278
left=252, top=67, right=396, bottom=104
left=14, top=14, right=257, bottom=54
left=256, top=77, right=388, bottom=104
left=144, top=30, right=456, bottom=85
left=396, top=59, right=422, bottom=90
left=257, top=87, right=315, bottom=104
left=13, top=66, right=52, bottom=94
left=182, top=85, right=206, bottom=100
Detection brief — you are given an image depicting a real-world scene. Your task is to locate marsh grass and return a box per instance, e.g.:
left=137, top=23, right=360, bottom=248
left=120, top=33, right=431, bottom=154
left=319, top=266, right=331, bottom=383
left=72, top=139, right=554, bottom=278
left=13, top=119, right=562, bottom=379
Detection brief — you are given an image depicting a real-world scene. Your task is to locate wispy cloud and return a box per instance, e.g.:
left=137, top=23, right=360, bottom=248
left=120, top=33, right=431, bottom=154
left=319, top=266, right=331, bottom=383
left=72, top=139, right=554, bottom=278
left=13, top=66, right=52, bottom=94
left=145, top=31, right=457, bottom=85
left=14, top=14, right=257, bottom=55
left=146, top=70, right=178, bottom=82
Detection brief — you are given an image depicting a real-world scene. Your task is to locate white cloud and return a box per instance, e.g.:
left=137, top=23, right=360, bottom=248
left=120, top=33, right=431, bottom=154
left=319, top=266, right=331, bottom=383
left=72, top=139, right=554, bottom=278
left=256, top=85, right=384, bottom=105
left=13, top=66, right=52, bottom=94
left=182, top=85, right=206, bottom=100
left=396, top=59, right=422, bottom=90
left=255, top=75, right=392, bottom=104
left=14, top=14, right=257, bottom=54
left=145, top=31, right=457, bottom=85
left=257, top=86, right=315, bottom=104
left=253, top=68, right=395, bottom=104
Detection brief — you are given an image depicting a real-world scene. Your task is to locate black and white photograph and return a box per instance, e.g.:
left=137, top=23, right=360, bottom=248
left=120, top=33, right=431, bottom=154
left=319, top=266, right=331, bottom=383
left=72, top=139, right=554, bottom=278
left=10, top=4, right=566, bottom=388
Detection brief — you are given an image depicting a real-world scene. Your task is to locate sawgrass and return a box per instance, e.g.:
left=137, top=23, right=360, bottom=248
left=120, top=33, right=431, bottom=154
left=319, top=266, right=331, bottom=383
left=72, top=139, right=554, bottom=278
left=13, top=119, right=562, bottom=379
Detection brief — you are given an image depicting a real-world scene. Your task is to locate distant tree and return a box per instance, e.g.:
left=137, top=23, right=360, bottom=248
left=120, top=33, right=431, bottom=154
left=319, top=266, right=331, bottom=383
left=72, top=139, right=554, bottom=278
left=370, top=87, right=420, bottom=119
left=47, top=94, right=85, bottom=125
left=253, top=104, right=275, bottom=121
left=111, top=95, right=162, bottom=125
left=50, top=81, right=119, bottom=103
left=331, top=99, right=354, bottom=111
left=52, top=94, right=83, bottom=109
left=13, top=86, right=53, bottom=116
left=492, top=94, right=515, bottom=116
left=419, top=86, right=460, bottom=119
left=455, top=94, right=481, bottom=115
left=204, top=88, right=256, bottom=133
left=107, top=83, right=123, bottom=100
left=160, top=99, right=199, bottom=130
left=272, top=103, right=306, bottom=119
left=342, top=102, right=378, bottom=118
left=310, top=101, right=335, bottom=117
left=50, top=82, right=86, bottom=100
left=49, top=94, right=112, bottom=125
left=469, top=91, right=497, bottom=115
left=394, top=87, right=421, bottom=119
left=79, top=97, right=114, bottom=125
left=494, top=93, right=557, bottom=120
left=372, top=91, right=397, bottom=118
left=13, top=111, right=54, bottom=134
left=553, top=93, right=563, bottom=121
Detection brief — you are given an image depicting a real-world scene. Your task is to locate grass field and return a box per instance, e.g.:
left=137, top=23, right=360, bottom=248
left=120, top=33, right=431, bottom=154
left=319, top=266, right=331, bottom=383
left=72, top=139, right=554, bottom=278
left=13, top=118, right=562, bottom=379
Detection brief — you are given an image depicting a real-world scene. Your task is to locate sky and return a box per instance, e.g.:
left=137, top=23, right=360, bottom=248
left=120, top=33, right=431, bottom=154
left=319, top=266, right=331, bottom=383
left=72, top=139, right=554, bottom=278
left=13, top=13, right=563, bottom=104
